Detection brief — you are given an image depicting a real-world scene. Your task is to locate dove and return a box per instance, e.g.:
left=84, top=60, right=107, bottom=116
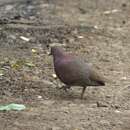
left=50, top=46, right=105, bottom=99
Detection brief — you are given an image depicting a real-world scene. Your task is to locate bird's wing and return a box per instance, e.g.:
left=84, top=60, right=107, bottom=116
left=56, top=58, right=87, bottom=85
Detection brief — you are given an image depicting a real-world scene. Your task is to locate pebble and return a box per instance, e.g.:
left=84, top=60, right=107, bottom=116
left=105, top=95, right=112, bottom=98
left=31, top=49, right=37, bottom=53
left=122, top=3, right=127, bottom=7
left=37, top=95, right=42, bottom=99
left=20, top=36, right=30, bottom=42
left=42, top=79, right=53, bottom=86
left=103, top=9, right=120, bottom=14
left=9, top=35, right=16, bottom=40
left=77, top=35, right=84, bottom=39
left=5, top=5, right=13, bottom=11
left=97, top=101, right=109, bottom=107
left=90, top=103, right=97, bottom=108
left=94, top=25, right=98, bottom=29
left=121, top=77, right=127, bottom=80
left=52, top=74, right=57, bottom=79
left=115, top=110, right=121, bottom=113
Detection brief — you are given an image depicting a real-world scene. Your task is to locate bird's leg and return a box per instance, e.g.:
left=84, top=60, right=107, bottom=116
left=59, top=85, right=71, bottom=92
left=81, top=86, right=87, bottom=99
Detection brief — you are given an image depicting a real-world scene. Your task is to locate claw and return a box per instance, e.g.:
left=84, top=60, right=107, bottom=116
left=59, top=85, right=71, bottom=92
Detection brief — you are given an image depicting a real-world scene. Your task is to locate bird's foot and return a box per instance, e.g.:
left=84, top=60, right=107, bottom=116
left=59, top=85, right=71, bottom=92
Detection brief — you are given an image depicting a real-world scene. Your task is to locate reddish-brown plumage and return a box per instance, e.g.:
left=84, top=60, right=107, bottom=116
left=50, top=46, right=105, bottom=99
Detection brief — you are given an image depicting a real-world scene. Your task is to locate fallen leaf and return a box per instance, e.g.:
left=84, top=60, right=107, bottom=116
left=11, top=60, right=25, bottom=69
left=0, top=103, right=26, bottom=111
left=25, top=62, right=35, bottom=67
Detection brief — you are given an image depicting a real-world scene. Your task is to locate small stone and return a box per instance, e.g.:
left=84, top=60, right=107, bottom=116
left=121, top=77, right=127, bottom=80
left=37, top=95, right=42, bottom=99
left=105, top=95, right=112, bottom=98
left=122, top=3, right=127, bottom=7
left=5, top=5, right=13, bottom=11
left=97, top=101, right=109, bottom=107
left=103, top=9, right=120, bottom=14
left=61, top=106, right=69, bottom=113
left=77, top=35, right=84, bottom=39
left=103, top=11, right=111, bottom=14
left=94, top=25, right=98, bottom=29
left=90, top=103, right=97, bottom=108
left=47, top=51, right=50, bottom=55
left=122, top=20, right=126, bottom=24
left=127, top=86, right=130, bottom=89
left=115, top=110, right=121, bottom=113
left=114, top=104, right=120, bottom=109
left=31, top=49, right=37, bottom=53
left=0, top=73, right=4, bottom=76
left=111, top=9, right=120, bottom=13
left=52, top=74, right=57, bottom=79
left=42, top=79, right=53, bottom=86
left=20, top=36, right=30, bottom=42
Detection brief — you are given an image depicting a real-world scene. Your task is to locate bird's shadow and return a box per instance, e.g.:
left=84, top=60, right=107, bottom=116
left=24, top=80, right=102, bottom=102
left=41, top=86, right=97, bottom=102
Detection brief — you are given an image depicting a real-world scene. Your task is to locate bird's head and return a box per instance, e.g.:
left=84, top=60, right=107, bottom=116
left=50, top=46, right=65, bottom=57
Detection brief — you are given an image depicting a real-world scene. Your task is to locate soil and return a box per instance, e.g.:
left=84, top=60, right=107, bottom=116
left=0, top=0, right=130, bottom=130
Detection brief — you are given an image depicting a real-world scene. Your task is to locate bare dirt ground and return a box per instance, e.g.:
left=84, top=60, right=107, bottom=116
left=0, top=0, right=130, bottom=130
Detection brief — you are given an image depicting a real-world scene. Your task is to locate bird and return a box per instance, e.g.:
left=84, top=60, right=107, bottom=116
left=50, top=46, right=106, bottom=99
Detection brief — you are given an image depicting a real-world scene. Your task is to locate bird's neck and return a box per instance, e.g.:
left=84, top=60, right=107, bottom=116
left=54, top=49, right=66, bottom=57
